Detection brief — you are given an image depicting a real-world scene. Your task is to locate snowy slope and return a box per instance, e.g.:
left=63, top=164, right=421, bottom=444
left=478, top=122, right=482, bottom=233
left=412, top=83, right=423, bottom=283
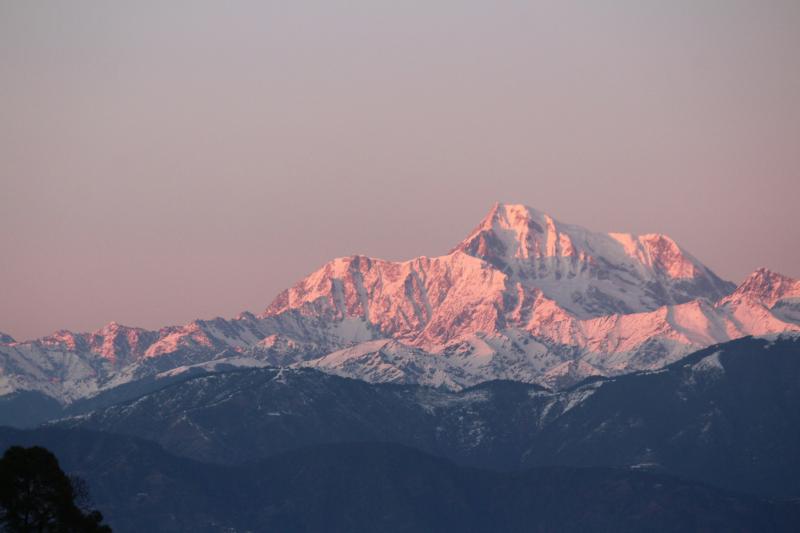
left=297, top=283, right=800, bottom=391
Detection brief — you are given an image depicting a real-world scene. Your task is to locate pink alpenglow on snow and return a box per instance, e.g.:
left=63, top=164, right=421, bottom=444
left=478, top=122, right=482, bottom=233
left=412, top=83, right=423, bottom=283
left=1, top=203, right=797, bottom=402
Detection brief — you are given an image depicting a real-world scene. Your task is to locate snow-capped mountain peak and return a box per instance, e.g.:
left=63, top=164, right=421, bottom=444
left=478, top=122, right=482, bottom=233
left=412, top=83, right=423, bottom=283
left=455, top=202, right=734, bottom=317
left=261, top=203, right=743, bottom=344
left=456, top=203, right=703, bottom=278
left=89, top=322, right=158, bottom=363
left=722, top=268, right=800, bottom=307
left=453, top=202, right=579, bottom=266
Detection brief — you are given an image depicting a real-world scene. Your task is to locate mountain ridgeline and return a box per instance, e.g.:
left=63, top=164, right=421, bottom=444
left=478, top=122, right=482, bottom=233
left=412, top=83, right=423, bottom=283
left=1, top=204, right=798, bottom=407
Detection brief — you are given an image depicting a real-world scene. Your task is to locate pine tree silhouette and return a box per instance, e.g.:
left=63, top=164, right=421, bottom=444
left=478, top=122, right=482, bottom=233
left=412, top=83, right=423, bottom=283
left=0, top=446, right=111, bottom=532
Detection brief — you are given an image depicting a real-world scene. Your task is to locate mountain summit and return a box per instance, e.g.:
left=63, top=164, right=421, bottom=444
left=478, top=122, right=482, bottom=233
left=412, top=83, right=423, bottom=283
left=455, top=203, right=734, bottom=316
left=722, top=267, right=800, bottom=307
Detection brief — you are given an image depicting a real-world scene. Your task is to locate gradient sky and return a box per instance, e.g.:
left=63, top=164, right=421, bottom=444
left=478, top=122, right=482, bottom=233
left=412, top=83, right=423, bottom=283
left=1, top=1, right=799, bottom=341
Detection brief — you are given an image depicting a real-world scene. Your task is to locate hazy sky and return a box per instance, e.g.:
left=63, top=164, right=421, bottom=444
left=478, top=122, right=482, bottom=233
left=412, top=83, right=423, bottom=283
left=1, top=1, right=798, bottom=340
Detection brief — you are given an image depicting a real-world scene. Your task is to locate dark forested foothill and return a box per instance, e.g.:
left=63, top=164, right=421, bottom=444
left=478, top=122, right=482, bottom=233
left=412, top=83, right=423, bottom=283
left=0, top=446, right=111, bottom=533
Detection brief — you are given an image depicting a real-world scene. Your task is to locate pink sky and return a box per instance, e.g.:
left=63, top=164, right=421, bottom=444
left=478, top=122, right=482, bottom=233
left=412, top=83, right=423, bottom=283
left=1, top=1, right=799, bottom=340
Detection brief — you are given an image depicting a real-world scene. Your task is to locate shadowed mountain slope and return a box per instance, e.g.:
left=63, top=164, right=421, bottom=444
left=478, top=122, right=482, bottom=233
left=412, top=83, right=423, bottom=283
left=60, top=335, right=800, bottom=499
left=0, top=428, right=796, bottom=533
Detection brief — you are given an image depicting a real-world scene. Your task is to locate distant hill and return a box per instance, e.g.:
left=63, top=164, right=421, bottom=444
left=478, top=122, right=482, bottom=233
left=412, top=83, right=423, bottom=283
left=0, top=428, right=796, bottom=533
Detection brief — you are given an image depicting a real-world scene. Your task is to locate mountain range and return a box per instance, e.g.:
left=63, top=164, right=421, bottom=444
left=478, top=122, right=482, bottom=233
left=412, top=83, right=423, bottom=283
left=2, top=203, right=800, bottom=532
left=0, top=333, right=795, bottom=532
left=1, top=203, right=798, bottom=409
left=56, top=335, right=800, bottom=500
